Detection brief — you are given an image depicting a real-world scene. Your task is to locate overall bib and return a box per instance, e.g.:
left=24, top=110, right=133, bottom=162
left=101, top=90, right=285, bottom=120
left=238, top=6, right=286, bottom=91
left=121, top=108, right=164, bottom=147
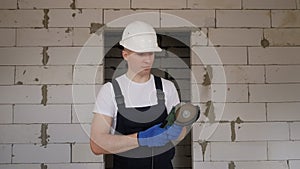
left=111, top=76, right=175, bottom=169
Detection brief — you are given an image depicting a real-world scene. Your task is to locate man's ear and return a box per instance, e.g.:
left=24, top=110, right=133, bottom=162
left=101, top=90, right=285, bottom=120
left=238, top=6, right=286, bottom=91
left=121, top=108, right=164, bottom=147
left=122, top=50, right=129, bottom=61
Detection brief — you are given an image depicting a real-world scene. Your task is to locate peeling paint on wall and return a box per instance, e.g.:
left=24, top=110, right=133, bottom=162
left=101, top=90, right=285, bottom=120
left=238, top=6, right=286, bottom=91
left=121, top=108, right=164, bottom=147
left=204, top=101, right=216, bottom=123
left=42, top=47, right=49, bottom=66
left=198, top=140, right=208, bottom=161
left=41, top=85, right=48, bottom=106
left=90, top=23, right=104, bottom=34
left=202, top=65, right=213, bottom=86
left=39, top=124, right=49, bottom=147
left=70, top=0, right=76, bottom=10
left=41, top=163, right=48, bottom=169
left=231, top=117, right=244, bottom=142
left=42, top=9, right=49, bottom=29
left=261, top=37, right=270, bottom=48
left=228, top=161, right=235, bottom=169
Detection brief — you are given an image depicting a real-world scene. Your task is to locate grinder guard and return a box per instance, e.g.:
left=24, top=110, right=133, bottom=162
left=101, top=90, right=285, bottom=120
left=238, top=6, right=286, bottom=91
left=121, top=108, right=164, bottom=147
left=160, top=103, right=200, bottom=128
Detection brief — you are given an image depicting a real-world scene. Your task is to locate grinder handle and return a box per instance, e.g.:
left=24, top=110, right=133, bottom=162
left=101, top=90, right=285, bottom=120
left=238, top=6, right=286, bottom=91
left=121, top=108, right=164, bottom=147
left=160, top=106, right=176, bottom=128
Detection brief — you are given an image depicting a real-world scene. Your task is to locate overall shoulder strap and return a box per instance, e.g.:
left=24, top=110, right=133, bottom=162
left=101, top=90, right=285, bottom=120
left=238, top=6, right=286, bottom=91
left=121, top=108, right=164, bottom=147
left=154, top=76, right=165, bottom=102
left=111, top=79, right=125, bottom=106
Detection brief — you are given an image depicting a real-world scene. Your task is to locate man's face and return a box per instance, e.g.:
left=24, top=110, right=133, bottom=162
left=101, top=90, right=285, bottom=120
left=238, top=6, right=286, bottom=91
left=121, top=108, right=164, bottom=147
left=122, top=49, right=155, bottom=76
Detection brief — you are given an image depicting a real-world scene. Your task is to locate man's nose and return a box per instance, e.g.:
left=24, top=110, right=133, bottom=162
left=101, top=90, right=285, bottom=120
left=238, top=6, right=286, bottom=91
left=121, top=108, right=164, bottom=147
left=143, top=53, right=153, bottom=62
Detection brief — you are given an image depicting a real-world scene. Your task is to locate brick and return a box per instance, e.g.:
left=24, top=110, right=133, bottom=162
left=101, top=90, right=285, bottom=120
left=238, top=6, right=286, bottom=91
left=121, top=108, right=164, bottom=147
left=104, top=10, right=160, bottom=27
left=14, top=105, right=71, bottom=123
left=193, top=123, right=231, bottom=141
left=48, top=124, right=90, bottom=143
left=77, top=0, right=129, bottom=8
left=46, top=163, right=104, bottom=169
left=291, top=122, right=300, bottom=140
left=290, top=160, right=300, bottom=169
left=0, top=164, right=40, bottom=169
left=211, top=142, right=267, bottom=161
left=18, top=0, right=73, bottom=9
left=191, top=47, right=247, bottom=65
left=193, top=162, right=227, bottom=169
left=243, top=0, right=296, bottom=9
left=215, top=103, right=266, bottom=121
left=12, top=144, right=70, bottom=163
left=268, top=141, right=300, bottom=160
left=266, top=65, right=300, bottom=83
left=73, top=66, right=104, bottom=84
left=73, top=28, right=104, bottom=46
left=17, top=28, right=72, bottom=46
left=216, top=10, right=270, bottom=27
left=249, top=47, right=300, bottom=64
left=235, top=161, right=289, bottom=169
left=272, top=10, right=300, bottom=27
left=249, top=84, right=300, bottom=102
left=192, top=84, right=248, bottom=103
left=0, top=105, right=12, bottom=124
left=0, top=47, right=42, bottom=65
left=188, top=0, right=241, bottom=9
left=72, top=143, right=103, bottom=162
left=0, top=0, right=17, bottom=9
left=268, top=103, right=300, bottom=121
left=0, top=66, right=14, bottom=85
left=161, top=10, right=215, bottom=27
left=0, top=164, right=104, bottom=169
left=0, top=86, right=42, bottom=104
left=132, top=0, right=186, bottom=9
left=47, top=85, right=72, bottom=104
left=192, top=141, right=211, bottom=161
left=209, top=28, right=262, bottom=46
left=47, top=47, right=104, bottom=65
left=265, top=28, right=300, bottom=46
left=16, top=66, right=73, bottom=84
left=0, top=29, right=15, bottom=46
left=236, top=122, right=289, bottom=141
left=0, top=144, right=11, bottom=163
left=0, top=10, right=43, bottom=28
left=0, top=124, right=40, bottom=143
left=48, top=85, right=100, bottom=104
left=48, top=9, right=102, bottom=27
left=213, top=66, right=264, bottom=83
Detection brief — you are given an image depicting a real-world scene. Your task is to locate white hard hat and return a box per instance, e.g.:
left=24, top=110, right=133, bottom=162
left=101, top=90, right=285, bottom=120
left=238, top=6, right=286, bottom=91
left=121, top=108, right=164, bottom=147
left=119, top=21, right=162, bottom=53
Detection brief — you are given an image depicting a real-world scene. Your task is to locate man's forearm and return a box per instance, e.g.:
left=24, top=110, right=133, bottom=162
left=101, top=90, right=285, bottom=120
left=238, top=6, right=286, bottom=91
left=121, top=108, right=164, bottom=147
left=90, top=133, right=139, bottom=155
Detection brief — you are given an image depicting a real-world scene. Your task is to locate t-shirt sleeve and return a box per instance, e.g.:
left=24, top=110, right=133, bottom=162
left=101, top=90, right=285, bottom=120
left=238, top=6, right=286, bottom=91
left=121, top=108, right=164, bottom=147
left=163, top=79, right=180, bottom=113
left=93, top=82, right=117, bottom=117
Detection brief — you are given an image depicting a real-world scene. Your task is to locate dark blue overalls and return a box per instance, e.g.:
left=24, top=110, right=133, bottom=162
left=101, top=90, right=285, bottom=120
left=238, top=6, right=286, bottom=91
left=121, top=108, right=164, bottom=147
left=111, top=76, right=175, bottom=169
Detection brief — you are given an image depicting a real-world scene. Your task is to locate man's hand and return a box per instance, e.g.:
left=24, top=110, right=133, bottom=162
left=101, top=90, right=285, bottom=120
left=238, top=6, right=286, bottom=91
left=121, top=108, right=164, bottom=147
left=137, top=124, right=169, bottom=147
left=166, top=124, right=183, bottom=140
left=137, top=123, right=184, bottom=147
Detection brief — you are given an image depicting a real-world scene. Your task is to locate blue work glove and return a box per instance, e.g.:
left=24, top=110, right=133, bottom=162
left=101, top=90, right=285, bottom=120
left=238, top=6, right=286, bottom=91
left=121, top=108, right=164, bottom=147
left=138, top=124, right=169, bottom=147
left=166, top=124, right=183, bottom=140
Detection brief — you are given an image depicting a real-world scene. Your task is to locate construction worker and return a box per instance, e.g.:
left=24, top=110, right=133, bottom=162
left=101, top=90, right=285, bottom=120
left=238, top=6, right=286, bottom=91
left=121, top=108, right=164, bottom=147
left=90, top=21, right=185, bottom=169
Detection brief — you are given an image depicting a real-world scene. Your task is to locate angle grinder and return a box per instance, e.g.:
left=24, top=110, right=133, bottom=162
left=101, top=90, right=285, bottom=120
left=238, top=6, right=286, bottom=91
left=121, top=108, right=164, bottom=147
left=160, top=103, right=200, bottom=128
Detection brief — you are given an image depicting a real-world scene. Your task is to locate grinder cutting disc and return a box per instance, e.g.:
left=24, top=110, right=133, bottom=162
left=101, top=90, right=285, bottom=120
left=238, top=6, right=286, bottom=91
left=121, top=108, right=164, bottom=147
left=174, top=103, right=200, bottom=126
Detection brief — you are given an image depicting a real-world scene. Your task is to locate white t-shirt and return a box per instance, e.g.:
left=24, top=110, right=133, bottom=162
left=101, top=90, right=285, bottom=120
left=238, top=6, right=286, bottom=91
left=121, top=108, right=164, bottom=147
left=93, top=74, right=180, bottom=129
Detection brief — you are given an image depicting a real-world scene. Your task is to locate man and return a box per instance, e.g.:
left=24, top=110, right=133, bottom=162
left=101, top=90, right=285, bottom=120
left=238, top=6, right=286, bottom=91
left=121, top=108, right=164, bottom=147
left=90, top=21, right=185, bottom=169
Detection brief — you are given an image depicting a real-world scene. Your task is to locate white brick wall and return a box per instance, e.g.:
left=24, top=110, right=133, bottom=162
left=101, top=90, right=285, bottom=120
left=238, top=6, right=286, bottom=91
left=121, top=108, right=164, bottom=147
left=0, top=0, right=299, bottom=168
